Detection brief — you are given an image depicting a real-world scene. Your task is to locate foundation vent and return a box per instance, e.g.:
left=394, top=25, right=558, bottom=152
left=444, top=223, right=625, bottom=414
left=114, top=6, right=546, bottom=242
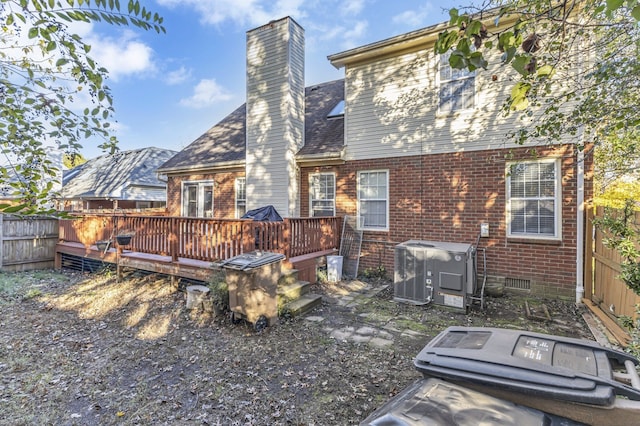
left=505, top=277, right=531, bottom=290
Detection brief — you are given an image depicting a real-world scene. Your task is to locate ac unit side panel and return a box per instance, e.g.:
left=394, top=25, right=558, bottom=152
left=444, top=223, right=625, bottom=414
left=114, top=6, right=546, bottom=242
left=440, top=271, right=464, bottom=291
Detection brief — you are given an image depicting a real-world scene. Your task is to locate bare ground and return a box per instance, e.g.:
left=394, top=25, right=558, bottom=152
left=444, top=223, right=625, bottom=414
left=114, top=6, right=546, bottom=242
left=0, top=269, right=593, bottom=425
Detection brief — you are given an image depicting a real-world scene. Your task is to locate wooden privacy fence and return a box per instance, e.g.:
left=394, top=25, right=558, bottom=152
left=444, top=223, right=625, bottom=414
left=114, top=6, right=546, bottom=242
left=58, top=214, right=341, bottom=262
left=585, top=206, right=640, bottom=345
left=0, top=215, right=59, bottom=272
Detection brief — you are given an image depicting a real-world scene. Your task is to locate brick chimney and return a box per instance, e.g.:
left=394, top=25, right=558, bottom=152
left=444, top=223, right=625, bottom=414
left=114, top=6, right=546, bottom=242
left=245, top=17, right=305, bottom=217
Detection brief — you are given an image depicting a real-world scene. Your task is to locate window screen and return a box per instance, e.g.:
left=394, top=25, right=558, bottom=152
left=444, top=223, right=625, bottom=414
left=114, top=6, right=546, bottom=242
left=358, top=170, right=388, bottom=230
left=309, top=173, right=335, bottom=217
left=508, top=161, right=559, bottom=237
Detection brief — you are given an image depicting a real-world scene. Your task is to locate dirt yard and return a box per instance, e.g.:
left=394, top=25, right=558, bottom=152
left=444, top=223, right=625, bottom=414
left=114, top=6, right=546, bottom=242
left=0, top=269, right=594, bottom=425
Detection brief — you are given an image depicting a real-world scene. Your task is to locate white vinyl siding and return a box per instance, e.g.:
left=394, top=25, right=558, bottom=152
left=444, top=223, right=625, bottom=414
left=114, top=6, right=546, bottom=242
left=309, top=173, right=335, bottom=217
left=235, top=177, right=246, bottom=218
left=506, top=160, right=561, bottom=239
left=342, top=47, right=534, bottom=162
left=182, top=181, right=214, bottom=218
left=245, top=17, right=304, bottom=217
left=357, top=170, right=388, bottom=231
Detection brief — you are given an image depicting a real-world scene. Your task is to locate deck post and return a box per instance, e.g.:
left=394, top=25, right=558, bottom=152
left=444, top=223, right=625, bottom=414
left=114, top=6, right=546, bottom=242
left=283, top=218, right=291, bottom=259
left=116, top=245, right=123, bottom=282
left=242, top=220, right=253, bottom=253
left=170, top=217, right=178, bottom=262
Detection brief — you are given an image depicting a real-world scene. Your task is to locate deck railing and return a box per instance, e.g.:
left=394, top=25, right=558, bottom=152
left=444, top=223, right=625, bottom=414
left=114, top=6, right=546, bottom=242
left=58, top=214, right=341, bottom=262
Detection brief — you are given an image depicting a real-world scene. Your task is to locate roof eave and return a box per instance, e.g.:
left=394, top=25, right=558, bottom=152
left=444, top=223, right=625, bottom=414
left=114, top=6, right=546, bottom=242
left=157, top=160, right=246, bottom=175
left=296, top=150, right=345, bottom=167
left=328, top=22, right=449, bottom=69
left=328, top=7, right=516, bottom=69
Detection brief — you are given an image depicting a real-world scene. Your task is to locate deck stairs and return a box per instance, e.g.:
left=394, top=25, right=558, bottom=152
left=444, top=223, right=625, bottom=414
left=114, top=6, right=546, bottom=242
left=277, top=268, right=323, bottom=317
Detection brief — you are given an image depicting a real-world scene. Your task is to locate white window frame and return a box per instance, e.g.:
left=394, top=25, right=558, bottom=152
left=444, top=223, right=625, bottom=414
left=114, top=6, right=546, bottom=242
left=437, top=51, right=476, bottom=114
left=506, top=159, right=562, bottom=240
left=182, top=180, right=214, bottom=218
left=235, top=177, right=246, bottom=219
left=309, top=172, right=336, bottom=217
left=357, top=170, right=389, bottom=231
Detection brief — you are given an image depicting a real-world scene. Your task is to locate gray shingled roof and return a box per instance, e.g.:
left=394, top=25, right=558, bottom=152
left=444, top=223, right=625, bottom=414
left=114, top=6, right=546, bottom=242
left=61, top=147, right=178, bottom=200
left=157, top=79, right=344, bottom=173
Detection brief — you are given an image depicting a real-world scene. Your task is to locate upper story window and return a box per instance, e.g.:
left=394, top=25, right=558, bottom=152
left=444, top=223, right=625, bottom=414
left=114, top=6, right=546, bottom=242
left=182, top=181, right=214, bottom=218
left=357, top=170, right=388, bottom=231
left=235, top=177, right=246, bottom=218
left=309, top=173, right=336, bottom=217
left=506, top=160, right=561, bottom=240
left=439, top=52, right=475, bottom=113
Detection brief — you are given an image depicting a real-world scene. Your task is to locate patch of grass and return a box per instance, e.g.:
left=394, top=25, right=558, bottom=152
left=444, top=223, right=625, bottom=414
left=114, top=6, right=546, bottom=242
left=316, top=266, right=328, bottom=284
left=22, top=289, right=42, bottom=300
left=0, top=270, right=68, bottom=303
left=394, top=319, right=432, bottom=333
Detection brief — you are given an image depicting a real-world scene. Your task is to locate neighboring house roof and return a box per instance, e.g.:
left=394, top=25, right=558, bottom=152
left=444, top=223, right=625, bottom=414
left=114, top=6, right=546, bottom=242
left=61, top=147, right=178, bottom=201
left=157, top=79, right=345, bottom=174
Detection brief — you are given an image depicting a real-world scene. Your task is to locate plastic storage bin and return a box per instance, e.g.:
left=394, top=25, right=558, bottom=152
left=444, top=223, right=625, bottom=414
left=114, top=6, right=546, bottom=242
left=327, top=255, right=343, bottom=282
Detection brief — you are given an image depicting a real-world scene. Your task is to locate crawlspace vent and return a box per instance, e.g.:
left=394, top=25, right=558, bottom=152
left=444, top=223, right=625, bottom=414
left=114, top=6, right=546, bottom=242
left=60, top=253, right=115, bottom=274
left=505, top=277, right=531, bottom=290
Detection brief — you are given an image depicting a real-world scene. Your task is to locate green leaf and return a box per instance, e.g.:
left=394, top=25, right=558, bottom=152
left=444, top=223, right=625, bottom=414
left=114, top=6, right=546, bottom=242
left=435, top=30, right=459, bottom=54
left=510, top=82, right=531, bottom=110
left=456, top=37, right=471, bottom=55
left=512, top=54, right=531, bottom=76
left=3, top=204, right=29, bottom=213
left=537, top=65, right=554, bottom=78
left=466, top=20, right=482, bottom=36
left=56, top=58, right=69, bottom=67
left=606, top=0, right=624, bottom=11
left=449, top=52, right=467, bottom=69
left=28, top=27, right=39, bottom=38
left=632, top=5, right=640, bottom=21
left=448, top=8, right=459, bottom=23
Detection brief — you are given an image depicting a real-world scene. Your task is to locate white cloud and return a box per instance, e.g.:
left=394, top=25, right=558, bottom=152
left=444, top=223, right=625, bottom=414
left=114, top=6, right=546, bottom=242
left=156, top=0, right=307, bottom=27
left=179, top=78, right=233, bottom=108
left=392, top=3, right=437, bottom=28
left=342, top=0, right=365, bottom=16
left=165, top=66, right=192, bottom=85
left=341, top=20, right=368, bottom=49
left=87, top=30, right=155, bottom=81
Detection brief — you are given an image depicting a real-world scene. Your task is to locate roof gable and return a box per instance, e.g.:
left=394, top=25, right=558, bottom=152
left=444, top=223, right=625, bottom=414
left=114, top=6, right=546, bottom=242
left=157, top=79, right=345, bottom=174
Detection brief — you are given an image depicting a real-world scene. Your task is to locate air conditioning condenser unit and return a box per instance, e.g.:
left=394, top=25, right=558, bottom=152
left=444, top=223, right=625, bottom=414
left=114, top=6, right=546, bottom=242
left=394, top=240, right=476, bottom=310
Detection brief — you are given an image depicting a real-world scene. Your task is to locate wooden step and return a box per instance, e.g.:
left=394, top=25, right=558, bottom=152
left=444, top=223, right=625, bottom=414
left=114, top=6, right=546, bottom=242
left=282, top=293, right=322, bottom=317
left=277, top=280, right=311, bottom=306
left=278, top=269, right=299, bottom=286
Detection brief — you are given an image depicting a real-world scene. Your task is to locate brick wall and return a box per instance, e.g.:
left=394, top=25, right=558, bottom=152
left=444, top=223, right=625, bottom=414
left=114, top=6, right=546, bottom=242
left=300, top=144, right=593, bottom=298
left=165, top=171, right=244, bottom=218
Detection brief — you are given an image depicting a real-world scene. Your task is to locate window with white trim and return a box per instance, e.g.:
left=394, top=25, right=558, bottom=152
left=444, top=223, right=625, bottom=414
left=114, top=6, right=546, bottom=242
left=235, top=177, right=246, bottom=218
left=357, top=170, right=388, bottom=231
left=182, top=181, right=214, bottom=217
left=507, top=160, right=561, bottom=239
left=309, top=173, right=335, bottom=217
left=439, top=52, right=475, bottom=113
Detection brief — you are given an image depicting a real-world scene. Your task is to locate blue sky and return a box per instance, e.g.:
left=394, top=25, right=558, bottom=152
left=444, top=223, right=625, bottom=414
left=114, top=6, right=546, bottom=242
left=80, top=0, right=467, bottom=159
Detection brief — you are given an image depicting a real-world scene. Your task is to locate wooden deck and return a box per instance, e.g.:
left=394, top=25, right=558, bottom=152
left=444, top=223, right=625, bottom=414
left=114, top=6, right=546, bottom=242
left=56, top=241, right=216, bottom=282
left=55, top=215, right=342, bottom=283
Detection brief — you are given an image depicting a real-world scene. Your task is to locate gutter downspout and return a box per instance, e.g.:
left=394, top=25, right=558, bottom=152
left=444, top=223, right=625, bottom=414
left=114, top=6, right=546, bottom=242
left=576, top=145, right=585, bottom=304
